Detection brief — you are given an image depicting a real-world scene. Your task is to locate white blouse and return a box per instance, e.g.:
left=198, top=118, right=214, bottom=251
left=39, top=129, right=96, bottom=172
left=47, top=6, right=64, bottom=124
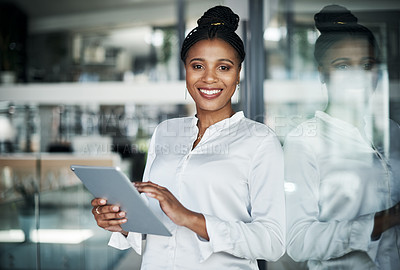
left=284, top=111, right=400, bottom=269
left=108, top=111, right=286, bottom=269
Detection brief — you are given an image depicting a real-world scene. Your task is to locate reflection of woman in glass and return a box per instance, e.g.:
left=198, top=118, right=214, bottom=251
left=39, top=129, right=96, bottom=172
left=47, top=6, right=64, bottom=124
left=91, top=5, right=285, bottom=269
left=285, top=5, right=400, bottom=269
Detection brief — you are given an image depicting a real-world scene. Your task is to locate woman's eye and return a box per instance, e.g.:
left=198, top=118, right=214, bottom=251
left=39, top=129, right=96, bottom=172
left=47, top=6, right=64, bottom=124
left=192, top=64, right=203, bottom=70
left=335, top=64, right=348, bottom=70
left=219, top=66, right=230, bottom=71
left=363, top=62, right=375, bottom=70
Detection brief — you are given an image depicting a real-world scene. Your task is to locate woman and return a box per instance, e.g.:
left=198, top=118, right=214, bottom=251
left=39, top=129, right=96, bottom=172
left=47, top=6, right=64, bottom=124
left=91, top=6, right=285, bottom=269
left=285, top=5, right=400, bottom=269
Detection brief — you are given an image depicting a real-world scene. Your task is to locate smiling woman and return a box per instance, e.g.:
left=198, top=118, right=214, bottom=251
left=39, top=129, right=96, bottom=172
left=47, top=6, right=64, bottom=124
left=184, top=38, right=241, bottom=147
left=90, top=5, right=285, bottom=270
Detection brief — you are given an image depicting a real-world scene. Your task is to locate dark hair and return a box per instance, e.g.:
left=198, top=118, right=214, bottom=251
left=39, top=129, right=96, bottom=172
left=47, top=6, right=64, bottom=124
left=314, top=5, right=380, bottom=66
left=180, top=5, right=245, bottom=64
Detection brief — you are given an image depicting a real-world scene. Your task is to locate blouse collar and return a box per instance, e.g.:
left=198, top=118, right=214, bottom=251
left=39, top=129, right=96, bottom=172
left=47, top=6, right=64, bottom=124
left=193, top=111, right=244, bottom=131
left=315, top=110, right=373, bottom=146
left=315, top=110, right=358, bottom=133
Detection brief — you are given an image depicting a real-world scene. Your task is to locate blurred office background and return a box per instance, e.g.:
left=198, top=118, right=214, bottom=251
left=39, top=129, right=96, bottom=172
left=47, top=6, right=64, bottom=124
left=0, top=0, right=399, bottom=269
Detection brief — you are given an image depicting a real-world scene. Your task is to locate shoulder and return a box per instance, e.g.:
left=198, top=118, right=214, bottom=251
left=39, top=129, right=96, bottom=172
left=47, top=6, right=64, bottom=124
left=154, top=116, right=195, bottom=135
left=239, top=117, right=278, bottom=138
left=238, top=118, right=282, bottom=151
left=283, top=117, right=320, bottom=156
left=285, top=117, right=318, bottom=140
left=235, top=117, right=282, bottom=152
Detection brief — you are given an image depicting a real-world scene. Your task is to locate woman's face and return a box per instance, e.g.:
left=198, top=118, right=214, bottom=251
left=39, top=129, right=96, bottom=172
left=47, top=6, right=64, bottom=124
left=184, top=38, right=241, bottom=114
left=320, top=38, right=379, bottom=106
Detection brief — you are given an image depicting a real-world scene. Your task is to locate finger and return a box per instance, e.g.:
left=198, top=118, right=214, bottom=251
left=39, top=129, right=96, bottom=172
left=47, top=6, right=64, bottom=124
left=98, top=219, right=127, bottom=231
left=135, top=181, right=164, bottom=189
left=91, top=198, right=107, bottom=207
left=135, top=183, right=167, bottom=194
left=104, top=224, right=126, bottom=232
left=92, top=206, right=99, bottom=216
left=135, top=185, right=157, bottom=193
left=143, top=189, right=170, bottom=203
left=137, top=188, right=165, bottom=201
left=94, top=212, right=126, bottom=227
left=135, top=182, right=170, bottom=199
left=102, top=211, right=126, bottom=220
left=99, top=218, right=127, bottom=226
left=93, top=205, right=120, bottom=215
left=101, top=205, right=121, bottom=214
left=146, top=192, right=156, bottom=198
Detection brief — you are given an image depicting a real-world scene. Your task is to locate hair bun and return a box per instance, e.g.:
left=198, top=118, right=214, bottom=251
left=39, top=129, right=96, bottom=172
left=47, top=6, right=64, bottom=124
left=314, top=4, right=358, bottom=33
left=197, top=5, right=239, bottom=31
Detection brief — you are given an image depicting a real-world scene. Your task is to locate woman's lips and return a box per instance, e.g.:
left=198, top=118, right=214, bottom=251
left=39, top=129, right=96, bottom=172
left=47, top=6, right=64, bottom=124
left=198, top=88, right=223, bottom=99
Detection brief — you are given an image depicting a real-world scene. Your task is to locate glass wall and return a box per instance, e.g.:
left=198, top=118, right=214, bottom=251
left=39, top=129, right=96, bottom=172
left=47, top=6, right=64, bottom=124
left=264, top=1, right=400, bottom=269
left=0, top=1, right=210, bottom=269
left=0, top=102, right=192, bottom=269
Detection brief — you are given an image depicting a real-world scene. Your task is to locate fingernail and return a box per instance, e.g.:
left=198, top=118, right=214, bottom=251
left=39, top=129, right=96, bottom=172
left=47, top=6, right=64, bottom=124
left=147, top=193, right=155, bottom=197
left=122, top=219, right=127, bottom=223
left=119, top=212, right=125, bottom=217
left=112, top=206, right=119, bottom=211
left=100, top=199, right=106, bottom=204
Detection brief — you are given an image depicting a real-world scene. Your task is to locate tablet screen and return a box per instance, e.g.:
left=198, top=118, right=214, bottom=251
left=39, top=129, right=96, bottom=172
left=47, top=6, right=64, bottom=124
left=71, top=165, right=172, bottom=236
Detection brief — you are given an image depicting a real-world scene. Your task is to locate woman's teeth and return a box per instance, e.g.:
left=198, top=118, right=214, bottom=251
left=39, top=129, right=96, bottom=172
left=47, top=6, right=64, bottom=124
left=199, top=89, right=222, bottom=95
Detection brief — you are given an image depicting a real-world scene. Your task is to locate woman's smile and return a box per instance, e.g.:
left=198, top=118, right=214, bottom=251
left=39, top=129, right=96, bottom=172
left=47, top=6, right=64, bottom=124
left=198, top=87, right=223, bottom=99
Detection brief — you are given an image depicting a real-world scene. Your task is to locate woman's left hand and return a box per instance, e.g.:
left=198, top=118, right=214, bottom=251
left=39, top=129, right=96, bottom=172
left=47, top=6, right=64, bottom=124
left=134, top=181, right=191, bottom=226
left=134, top=181, right=209, bottom=240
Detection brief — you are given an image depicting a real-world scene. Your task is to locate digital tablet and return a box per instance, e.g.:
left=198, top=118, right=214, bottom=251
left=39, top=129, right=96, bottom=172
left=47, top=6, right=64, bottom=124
left=71, top=165, right=172, bottom=236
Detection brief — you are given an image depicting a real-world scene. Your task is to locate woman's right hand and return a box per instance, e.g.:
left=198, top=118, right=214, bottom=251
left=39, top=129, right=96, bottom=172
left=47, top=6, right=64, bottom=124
left=372, top=201, right=400, bottom=240
left=91, top=198, right=128, bottom=236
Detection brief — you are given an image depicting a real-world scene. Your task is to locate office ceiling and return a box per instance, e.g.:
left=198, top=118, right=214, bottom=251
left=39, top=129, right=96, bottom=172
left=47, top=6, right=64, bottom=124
left=1, top=0, right=179, bottom=18
left=3, top=0, right=399, bottom=18
left=0, top=0, right=224, bottom=33
left=1, top=0, right=399, bottom=33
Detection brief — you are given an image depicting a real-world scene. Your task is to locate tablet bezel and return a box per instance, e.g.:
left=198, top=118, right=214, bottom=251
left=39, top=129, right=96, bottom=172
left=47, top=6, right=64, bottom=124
left=71, top=165, right=172, bottom=237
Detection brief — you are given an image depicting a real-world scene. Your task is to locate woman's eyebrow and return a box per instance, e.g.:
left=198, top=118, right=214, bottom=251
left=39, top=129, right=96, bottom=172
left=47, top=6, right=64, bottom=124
left=188, top=58, right=235, bottom=65
left=331, top=57, right=350, bottom=64
left=218, top=58, right=235, bottom=65
left=188, top=58, right=204, bottom=63
left=361, top=56, right=377, bottom=62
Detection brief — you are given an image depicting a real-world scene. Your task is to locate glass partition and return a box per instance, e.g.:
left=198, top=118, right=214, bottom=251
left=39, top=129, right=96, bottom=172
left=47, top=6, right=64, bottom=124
left=264, top=1, right=400, bottom=269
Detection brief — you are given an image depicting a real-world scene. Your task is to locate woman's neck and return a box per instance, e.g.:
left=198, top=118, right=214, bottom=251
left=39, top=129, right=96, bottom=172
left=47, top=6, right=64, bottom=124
left=325, top=103, right=366, bottom=131
left=195, top=107, right=235, bottom=133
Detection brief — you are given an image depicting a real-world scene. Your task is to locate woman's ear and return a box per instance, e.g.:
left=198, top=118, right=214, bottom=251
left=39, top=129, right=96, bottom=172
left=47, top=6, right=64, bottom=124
left=237, top=65, right=242, bottom=83
left=372, top=68, right=382, bottom=91
left=318, top=66, right=326, bottom=84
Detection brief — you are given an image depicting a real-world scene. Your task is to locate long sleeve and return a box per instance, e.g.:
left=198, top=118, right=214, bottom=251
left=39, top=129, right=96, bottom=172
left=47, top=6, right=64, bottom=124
left=196, top=136, right=286, bottom=262
left=108, top=127, right=158, bottom=253
left=284, top=135, right=378, bottom=262
left=108, top=231, right=143, bottom=253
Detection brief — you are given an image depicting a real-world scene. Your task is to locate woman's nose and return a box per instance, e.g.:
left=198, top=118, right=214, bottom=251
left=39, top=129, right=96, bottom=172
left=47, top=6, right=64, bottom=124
left=202, top=69, right=218, bottom=83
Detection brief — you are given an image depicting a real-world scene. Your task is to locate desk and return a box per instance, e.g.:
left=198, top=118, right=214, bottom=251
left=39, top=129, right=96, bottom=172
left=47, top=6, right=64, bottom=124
left=0, top=153, right=121, bottom=203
